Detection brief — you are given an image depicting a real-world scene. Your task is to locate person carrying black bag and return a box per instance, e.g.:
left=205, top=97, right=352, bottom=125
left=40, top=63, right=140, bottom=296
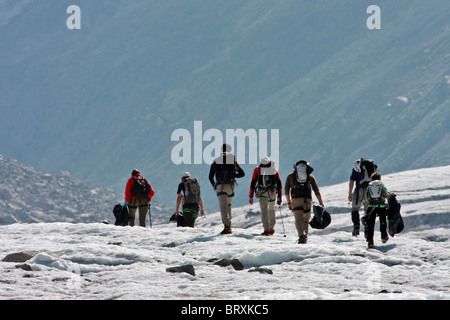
left=174, top=172, right=205, bottom=228
left=363, top=172, right=391, bottom=248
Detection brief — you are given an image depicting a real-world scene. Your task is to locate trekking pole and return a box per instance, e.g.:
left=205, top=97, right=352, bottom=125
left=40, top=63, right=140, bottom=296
left=148, top=203, right=152, bottom=228
left=279, top=205, right=286, bottom=237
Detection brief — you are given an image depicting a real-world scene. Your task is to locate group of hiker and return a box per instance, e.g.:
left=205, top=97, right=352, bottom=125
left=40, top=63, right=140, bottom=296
left=119, top=144, right=395, bottom=248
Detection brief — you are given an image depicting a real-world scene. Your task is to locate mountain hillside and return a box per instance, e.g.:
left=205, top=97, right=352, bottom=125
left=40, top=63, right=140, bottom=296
left=1, top=0, right=449, bottom=209
left=0, top=154, right=168, bottom=225
left=0, top=154, right=118, bottom=224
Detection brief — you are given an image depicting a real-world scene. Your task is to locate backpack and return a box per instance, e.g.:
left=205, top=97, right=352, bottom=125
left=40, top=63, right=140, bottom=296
left=257, top=161, right=276, bottom=192
left=387, top=193, right=404, bottom=236
left=131, top=177, right=151, bottom=199
left=359, top=158, right=378, bottom=187
left=183, top=177, right=201, bottom=204
left=113, top=204, right=129, bottom=226
left=215, top=154, right=237, bottom=184
left=367, top=180, right=385, bottom=206
left=291, top=160, right=313, bottom=199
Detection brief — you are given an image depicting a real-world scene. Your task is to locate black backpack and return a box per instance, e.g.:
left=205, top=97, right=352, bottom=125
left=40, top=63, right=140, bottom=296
left=359, top=158, right=378, bottom=187
left=361, top=158, right=377, bottom=176
left=291, top=160, right=313, bottom=199
left=257, top=161, right=277, bottom=192
left=215, top=154, right=243, bottom=184
left=131, top=177, right=150, bottom=199
left=183, top=177, right=201, bottom=204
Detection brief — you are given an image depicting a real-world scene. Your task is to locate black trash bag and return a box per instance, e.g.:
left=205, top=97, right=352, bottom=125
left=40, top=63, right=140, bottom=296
left=387, top=193, right=404, bottom=237
left=169, top=212, right=185, bottom=227
left=309, top=205, right=331, bottom=229
left=113, top=204, right=129, bottom=226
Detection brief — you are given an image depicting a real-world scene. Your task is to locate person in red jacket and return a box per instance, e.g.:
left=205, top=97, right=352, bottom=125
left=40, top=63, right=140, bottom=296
left=125, top=169, right=155, bottom=227
left=249, top=157, right=282, bottom=236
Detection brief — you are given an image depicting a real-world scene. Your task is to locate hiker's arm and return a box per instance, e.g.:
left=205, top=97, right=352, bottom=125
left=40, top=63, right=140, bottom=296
left=383, top=185, right=391, bottom=199
left=276, top=170, right=283, bottom=202
left=175, top=193, right=182, bottom=216
left=199, top=198, right=205, bottom=216
left=348, top=180, right=355, bottom=202
left=208, top=164, right=216, bottom=187
left=285, top=192, right=291, bottom=210
left=284, top=174, right=292, bottom=210
left=249, top=167, right=258, bottom=199
left=234, top=163, right=245, bottom=178
left=125, top=178, right=133, bottom=203
left=315, top=191, right=324, bottom=207
left=147, top=181, right=155, bottom=202
left=310, top=176, right=324, bottom=207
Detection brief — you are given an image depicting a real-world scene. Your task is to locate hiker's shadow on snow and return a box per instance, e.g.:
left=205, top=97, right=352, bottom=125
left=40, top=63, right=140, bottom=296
left=186, top=233, right=254, bottom=244
left=186, top=235, right=218, bottom=243
left=375, top=243, right=397, bottom=252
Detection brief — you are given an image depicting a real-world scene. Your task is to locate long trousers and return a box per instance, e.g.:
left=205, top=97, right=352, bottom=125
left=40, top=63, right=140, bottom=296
left=128, top=198, right=148, bottom=227
left=259, top=197, right=276, bottom=231
left=365, top=206, right=388, bottom=243
left=292, top=198, right=312, bottom=238
left=215, top=183, right=235, bottom=227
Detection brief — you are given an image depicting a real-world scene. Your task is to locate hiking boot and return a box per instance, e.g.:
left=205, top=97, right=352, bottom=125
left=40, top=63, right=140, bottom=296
left=352, top=225, right=360, bottom=236
left=268, top=229, right=275, bottom=235
left=221, top=226, right=232, bottom=234
left=367, top=241, right=374, bottom=249
left=382, top=235, right=389, bottom=243
left=297, top=235, right=308, bottom=244
left=261, top=229, right=271, bottom=236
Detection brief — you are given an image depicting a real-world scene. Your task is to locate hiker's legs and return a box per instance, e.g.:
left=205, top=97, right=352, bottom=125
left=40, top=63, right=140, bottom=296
left=216, top=183, right=235, bottom=228
left=351, top=186, right=366, bottom=233
left=268, top=200, right=276, bottom=230
left=292, top=198, right=312, bottom=238
left=182, top=204, right=200, bottom=227
left=366, top=208, right=377, bottom=244
left=138, top=202, right=148, bottom=227
left=259, top=197, right=270, bottom=230
left=128, top=198, right=147, bottom=227
left=128, top=199, right=138, bottom=226
left=217, top=195, right=230, bottom=226
left=378, top=208, right=388, bottom=240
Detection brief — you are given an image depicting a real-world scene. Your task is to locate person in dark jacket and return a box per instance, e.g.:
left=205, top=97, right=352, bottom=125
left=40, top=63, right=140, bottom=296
left=208, top=143, right=245, bottom=234
left=124, top=169, right=155, bottom=227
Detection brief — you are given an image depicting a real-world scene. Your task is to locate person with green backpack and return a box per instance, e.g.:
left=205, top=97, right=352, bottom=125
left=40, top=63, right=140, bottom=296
left=175, top=172, right=205, bottom=227
left=363, top=172, right=391, bottom=248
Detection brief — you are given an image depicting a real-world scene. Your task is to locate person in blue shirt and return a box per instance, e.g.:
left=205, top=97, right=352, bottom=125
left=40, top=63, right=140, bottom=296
left=175, top=172, right=205, bottom=227
left=348, top=158, right=377, bottom=236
